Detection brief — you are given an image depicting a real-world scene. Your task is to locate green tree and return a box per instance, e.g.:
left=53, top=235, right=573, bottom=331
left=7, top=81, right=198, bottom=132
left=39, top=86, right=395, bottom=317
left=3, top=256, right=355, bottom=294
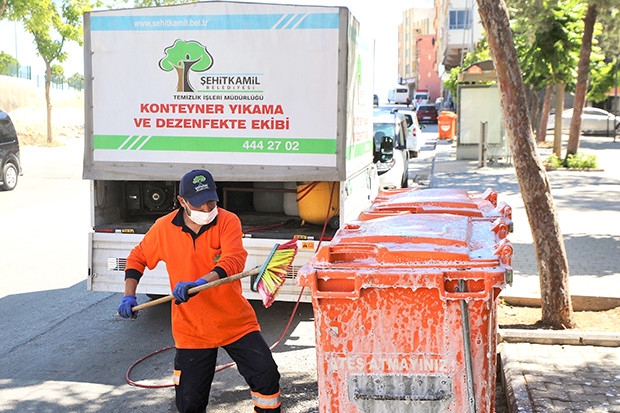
left=476, top=0, right=575, bottom=329
left=566, top=0, right=620, bottom=156
left=51, top=64, right=65, bottom=85
left=0, top=51, right=19, bottom=75
left=588, top=59, right=617, bottom=103
left=530, top=2, right=582, bottom=156
left=67, top=72, right=84, bottom=91
left=12, top=0, right=92, bottom=143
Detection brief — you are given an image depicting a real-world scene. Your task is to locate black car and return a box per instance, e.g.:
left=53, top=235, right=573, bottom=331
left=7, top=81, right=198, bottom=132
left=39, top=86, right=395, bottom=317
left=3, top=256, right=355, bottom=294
left=0, top=109, right=21, bottom=191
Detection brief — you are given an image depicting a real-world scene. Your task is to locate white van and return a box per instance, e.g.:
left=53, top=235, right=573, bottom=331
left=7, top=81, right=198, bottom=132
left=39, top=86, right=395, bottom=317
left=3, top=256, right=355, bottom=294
left=387, top=87, right=410, bottom=105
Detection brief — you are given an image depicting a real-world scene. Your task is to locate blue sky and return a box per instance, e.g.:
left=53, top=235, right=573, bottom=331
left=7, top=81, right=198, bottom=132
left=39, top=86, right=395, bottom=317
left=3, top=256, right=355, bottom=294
left=0, top=0, right=433, bottom=98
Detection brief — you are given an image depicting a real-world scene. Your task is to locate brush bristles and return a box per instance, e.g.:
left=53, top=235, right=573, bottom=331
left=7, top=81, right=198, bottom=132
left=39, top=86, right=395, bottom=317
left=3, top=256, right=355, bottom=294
left=257, top=240, right=298, bottom=307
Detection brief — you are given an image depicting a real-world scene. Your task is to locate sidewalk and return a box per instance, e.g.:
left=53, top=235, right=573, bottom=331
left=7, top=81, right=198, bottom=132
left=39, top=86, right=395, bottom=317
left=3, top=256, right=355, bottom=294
left=428, top=136, right=620, bottom=412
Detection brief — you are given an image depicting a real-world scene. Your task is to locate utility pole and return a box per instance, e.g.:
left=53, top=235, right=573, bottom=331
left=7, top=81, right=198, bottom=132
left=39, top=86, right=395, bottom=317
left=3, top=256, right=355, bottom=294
left=615, top=55, right=618, bottom=115
left=614, top=53, right=620, bottom=142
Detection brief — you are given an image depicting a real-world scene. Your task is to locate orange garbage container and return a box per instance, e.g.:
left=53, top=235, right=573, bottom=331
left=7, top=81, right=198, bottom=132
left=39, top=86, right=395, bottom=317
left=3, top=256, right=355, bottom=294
left=360, top=187, right=513, bottom=235
left=297, top=213, right=512, bottom=413
left=437, top=110, right=458, bottom=140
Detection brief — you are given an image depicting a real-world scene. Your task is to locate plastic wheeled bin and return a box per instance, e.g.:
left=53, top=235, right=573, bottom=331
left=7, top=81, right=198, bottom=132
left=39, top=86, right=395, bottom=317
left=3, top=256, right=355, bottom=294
left=437, top=111, right=458, bottom=140
left=360, top=187, right=513, bottom=235
left=296, top=213, right=512, bottom=413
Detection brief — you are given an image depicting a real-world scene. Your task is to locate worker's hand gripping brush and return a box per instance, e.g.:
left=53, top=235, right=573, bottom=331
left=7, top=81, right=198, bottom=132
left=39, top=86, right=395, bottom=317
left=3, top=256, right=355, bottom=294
left=124, top=239, right=298, bottom=315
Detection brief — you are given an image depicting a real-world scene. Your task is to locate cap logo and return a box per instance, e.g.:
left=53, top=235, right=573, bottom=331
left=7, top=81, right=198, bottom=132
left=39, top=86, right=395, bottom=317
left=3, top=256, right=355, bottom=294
left=192, top=174, right=211, bottom=193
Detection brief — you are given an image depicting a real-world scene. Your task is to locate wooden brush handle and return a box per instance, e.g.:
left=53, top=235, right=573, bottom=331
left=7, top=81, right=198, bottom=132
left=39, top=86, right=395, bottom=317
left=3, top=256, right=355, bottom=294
left=132, top=266, right=260, bottom=312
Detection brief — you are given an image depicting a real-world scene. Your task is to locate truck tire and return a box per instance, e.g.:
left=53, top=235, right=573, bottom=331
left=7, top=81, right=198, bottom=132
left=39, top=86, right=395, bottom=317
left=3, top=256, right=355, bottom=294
left=329, top=215, right=340, bottom=230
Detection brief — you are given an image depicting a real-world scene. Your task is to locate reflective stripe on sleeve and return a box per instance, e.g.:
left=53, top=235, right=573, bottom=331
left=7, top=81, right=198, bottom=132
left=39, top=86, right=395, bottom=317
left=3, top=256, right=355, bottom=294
left=250, top=389, right=281, bottom=409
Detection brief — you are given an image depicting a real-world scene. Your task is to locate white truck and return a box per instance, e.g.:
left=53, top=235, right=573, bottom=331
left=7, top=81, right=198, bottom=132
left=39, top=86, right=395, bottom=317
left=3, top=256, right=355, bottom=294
left=83, top=1, right=379, bottom=303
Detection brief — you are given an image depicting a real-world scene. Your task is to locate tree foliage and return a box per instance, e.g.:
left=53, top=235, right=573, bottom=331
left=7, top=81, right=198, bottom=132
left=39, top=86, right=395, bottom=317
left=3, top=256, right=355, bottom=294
left=8, top=0, right=93, bottom=143
left=51, top=64, right=65, bottom=84
left=0, top=51, right=19, bottom=75
left=67, top=72, right=84, bottom=90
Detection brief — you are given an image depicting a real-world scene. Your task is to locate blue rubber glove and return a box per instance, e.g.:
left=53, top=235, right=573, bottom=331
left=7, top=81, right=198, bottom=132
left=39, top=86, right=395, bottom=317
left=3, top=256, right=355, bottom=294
left=173, top=278, right=207, bottom=305
left=117, top=295, right=138, bottom=319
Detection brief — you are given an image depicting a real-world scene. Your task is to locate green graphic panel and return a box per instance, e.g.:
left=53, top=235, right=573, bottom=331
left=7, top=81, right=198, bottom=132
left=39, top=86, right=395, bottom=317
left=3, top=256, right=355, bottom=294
left=93, top=135, right=337, bottom=154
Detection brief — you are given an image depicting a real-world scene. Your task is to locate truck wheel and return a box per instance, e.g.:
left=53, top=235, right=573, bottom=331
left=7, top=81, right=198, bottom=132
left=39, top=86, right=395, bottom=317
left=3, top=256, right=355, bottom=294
left=329, top=215, right=340, bottom=229
left=1, top=162, right=18, bottom=191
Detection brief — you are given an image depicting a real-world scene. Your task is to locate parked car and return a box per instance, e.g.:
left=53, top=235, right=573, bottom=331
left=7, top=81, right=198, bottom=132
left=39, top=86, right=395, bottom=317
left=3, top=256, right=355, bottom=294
left=0, top=109, right=21, bottom=191
left=416, top=104, right=438, bottom=123
left=372, top=110, right=410, bottom=189
left=547, top=107, right=620, bottom=135
left=373, top=94, right=379, bottom=106
left=393, top=108, right=424, bottom=157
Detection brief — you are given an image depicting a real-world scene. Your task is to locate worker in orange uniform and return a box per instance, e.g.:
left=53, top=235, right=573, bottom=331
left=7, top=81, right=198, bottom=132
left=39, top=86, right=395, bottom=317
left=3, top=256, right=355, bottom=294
left=117, top=169, right=282, bottom=413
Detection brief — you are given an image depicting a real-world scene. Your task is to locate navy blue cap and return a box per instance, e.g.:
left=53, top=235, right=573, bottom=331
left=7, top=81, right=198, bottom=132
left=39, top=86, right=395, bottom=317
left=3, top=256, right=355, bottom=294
left=179, top=169, right=219, bottom=207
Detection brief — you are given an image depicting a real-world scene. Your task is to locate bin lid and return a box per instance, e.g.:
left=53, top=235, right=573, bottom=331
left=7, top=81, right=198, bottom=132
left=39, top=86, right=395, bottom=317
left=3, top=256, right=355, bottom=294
left=306, top=213, right=513, bottom=269
left=368, top=187, right=512, bottom=223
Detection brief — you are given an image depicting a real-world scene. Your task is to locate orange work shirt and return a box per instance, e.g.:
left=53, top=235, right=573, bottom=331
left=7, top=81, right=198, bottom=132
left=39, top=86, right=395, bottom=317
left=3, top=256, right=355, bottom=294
left=126, top=207, right=259, bottom=349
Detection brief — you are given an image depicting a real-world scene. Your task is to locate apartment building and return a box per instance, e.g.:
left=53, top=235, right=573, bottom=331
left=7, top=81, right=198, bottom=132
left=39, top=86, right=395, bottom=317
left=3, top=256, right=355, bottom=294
left=397, top=0, right=484, bottom=105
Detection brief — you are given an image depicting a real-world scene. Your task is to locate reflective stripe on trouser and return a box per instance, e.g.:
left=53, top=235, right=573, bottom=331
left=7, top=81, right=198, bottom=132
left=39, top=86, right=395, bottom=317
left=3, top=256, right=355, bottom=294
left=251, top=389, right=281, bottom=410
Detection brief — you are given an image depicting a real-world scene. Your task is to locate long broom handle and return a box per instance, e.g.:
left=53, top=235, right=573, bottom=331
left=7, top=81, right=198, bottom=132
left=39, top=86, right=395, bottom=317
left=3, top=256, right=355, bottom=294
left=132, top=266, right=260, bottom=312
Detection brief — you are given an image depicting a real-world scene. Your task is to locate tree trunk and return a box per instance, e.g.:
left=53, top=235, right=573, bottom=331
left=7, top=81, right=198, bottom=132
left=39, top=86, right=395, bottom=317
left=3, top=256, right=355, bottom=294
left=537, top=84, right=553, bottom=143
left=553, top=82, right=565, bottom=157
left=475, top=0, right=574, bottom=328
left=45, top=61, right=53, bottom=144
left=528, top=86, right=539, bottom=133
left=567, top=3, right=597, bottom=157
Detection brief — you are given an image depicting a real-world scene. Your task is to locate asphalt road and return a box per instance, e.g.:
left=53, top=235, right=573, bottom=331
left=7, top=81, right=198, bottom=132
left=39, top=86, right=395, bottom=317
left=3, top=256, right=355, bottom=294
left=0, top=125, right=440, bottom=412
left=0, top=137, right=322, bottom=413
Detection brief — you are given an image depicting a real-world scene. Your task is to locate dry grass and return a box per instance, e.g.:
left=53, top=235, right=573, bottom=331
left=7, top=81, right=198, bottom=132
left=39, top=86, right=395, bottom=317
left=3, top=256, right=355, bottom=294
left=11, top=107, right=84, bottom=147
left=498, top=301, right=620, bottom=332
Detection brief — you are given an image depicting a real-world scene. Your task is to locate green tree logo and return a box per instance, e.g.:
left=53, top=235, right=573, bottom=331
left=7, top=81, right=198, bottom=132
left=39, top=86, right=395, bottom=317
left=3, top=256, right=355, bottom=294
left=193, top=175, right=207, bottom=185
left=159, top=40, right=213, bottom=92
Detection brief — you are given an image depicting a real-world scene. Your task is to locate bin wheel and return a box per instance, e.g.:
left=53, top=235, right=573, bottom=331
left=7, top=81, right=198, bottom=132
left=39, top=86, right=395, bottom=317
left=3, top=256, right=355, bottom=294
left=329, top=215, right=340, bottom=229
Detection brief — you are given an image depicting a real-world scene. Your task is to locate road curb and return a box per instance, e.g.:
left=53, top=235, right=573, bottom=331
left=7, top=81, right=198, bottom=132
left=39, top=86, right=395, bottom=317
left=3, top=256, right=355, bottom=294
left=501, top=294, right=620, bottom=311
left=498, top=345, right=535, bottom=413
left=498, top=328, right=620, bottom=347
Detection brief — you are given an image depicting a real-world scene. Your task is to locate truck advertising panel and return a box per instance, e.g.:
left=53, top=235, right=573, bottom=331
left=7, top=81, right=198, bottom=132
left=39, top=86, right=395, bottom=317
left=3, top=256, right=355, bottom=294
left=84, top=2, right=374, bottom=181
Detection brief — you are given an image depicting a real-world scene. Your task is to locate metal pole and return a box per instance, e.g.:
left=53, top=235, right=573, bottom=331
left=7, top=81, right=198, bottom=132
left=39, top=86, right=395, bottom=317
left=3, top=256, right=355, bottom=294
left=479, top=121, right=488, bottom=168
left=458, top=279, right=477, bottom=413
left=615, top=56, right=618, bottom=142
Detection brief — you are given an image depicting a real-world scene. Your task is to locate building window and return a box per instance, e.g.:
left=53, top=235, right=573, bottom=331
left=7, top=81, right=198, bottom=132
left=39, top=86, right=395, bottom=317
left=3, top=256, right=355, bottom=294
left=449, top=10, right=471, bottom=30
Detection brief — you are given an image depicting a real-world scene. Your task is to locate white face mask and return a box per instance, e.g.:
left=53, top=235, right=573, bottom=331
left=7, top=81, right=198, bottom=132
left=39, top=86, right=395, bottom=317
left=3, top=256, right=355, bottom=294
left=185, top=205, right=218, bottom=226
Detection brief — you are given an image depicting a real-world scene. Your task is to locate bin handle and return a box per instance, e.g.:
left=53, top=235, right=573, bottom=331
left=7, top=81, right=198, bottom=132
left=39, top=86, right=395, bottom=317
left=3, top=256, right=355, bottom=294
left=321, top=243, right=386, bottom=264
left=442, top=272, right=506, bottom=300
left=312, top=290, right=361, bottom=300
left=312, top=275, right=363, bottom=299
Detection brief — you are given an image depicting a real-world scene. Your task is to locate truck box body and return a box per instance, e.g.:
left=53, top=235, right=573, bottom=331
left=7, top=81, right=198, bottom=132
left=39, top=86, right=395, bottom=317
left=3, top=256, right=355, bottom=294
left=414, top=89, right=430, bottom=106
left=83, top=1, right=378, bottom=302
left=387, top=87, right=409, bottom=105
